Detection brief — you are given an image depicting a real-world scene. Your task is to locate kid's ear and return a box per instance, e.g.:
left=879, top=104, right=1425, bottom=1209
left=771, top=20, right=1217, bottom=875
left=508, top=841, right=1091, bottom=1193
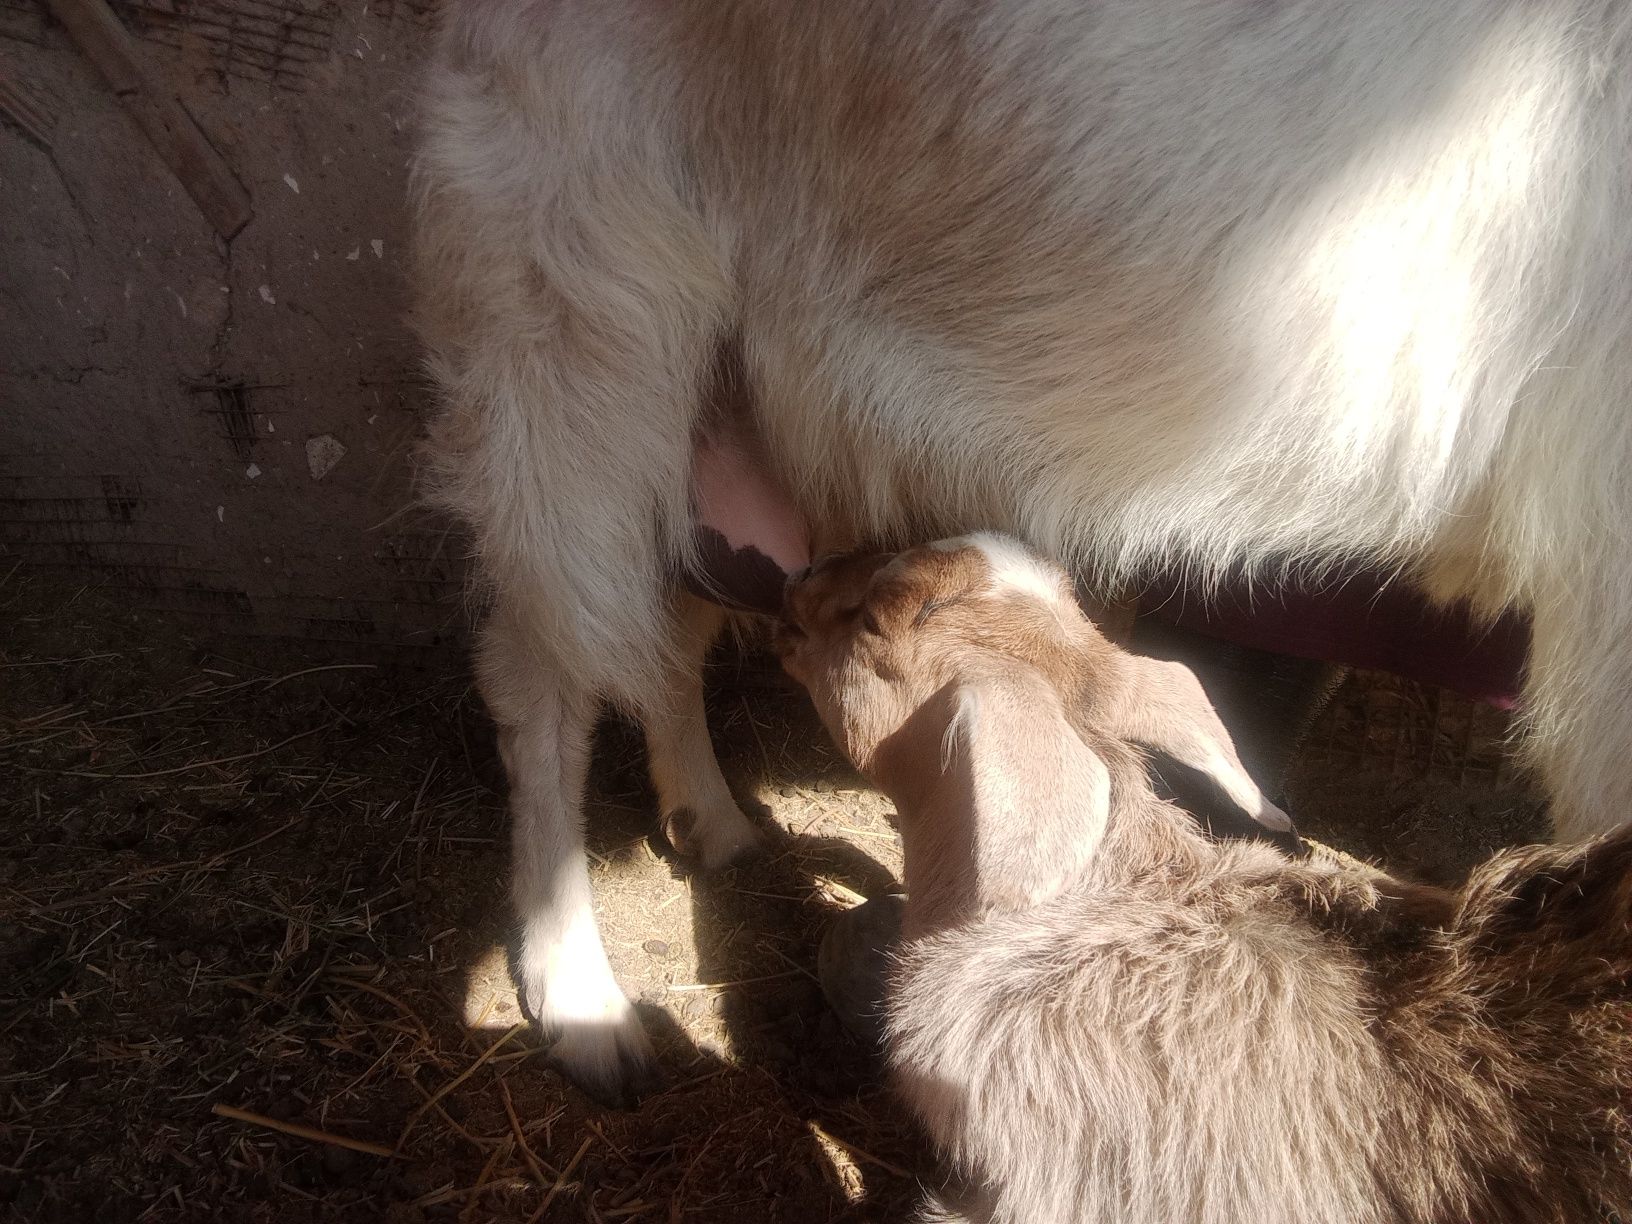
left=943, top=666, right=1113, bottom=910
left=1108, top=655, right=1294, bottom=834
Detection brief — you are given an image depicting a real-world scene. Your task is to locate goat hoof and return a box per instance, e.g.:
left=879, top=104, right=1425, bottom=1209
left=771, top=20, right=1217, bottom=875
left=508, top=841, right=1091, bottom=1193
left=818, top=893, right=907, bottom=1052
left=542, top=1014, right=665, bottom=1109
left=513, top=943, right=664, bottom=1108
left=661, top=805, right=767, bottom=872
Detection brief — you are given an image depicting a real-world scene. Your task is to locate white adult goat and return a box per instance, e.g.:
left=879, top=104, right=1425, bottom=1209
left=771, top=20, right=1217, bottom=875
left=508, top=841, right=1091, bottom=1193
left=413, top=0, right=1632, bottom=1098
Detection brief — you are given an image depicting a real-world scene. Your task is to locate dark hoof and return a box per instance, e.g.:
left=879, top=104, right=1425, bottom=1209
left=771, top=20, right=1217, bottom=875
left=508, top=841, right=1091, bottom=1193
left=546, top=1045, right=665, bottom=1112
left=656, top=806, right=770, bottom=875
left=817, top=894, right=907, bottom=1052
left=659, top=807, right=699, bottom=857
left=537, top=1017, right=665, bottom=1111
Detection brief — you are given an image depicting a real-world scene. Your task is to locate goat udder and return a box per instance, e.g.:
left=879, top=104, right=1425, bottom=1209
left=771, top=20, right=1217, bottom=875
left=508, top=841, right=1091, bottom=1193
left=684, top=417, right=811, bottom=614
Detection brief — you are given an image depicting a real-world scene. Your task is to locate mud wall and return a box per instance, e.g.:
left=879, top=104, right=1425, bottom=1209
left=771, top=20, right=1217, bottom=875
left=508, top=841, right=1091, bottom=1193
left=1, top=0, right=464, bottom=657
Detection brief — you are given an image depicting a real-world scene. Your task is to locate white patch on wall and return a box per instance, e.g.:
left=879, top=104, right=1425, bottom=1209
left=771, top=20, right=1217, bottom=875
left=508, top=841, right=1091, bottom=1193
left=305, top=434, right=346, bottom=480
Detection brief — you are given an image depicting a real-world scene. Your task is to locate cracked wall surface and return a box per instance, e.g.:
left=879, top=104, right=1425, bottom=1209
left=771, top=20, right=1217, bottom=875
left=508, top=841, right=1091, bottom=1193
left=1, top=1, right=462, bottom=656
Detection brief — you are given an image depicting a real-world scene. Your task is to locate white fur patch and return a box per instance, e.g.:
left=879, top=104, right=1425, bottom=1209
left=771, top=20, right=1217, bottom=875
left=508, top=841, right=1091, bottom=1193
left=942, top=685, right=981, bottom=773
left=962, top=533, right=1066, bottom=607
left=527, top=899, right=631, bottom=1024
left=1205, top=749, right=1295, bottom=832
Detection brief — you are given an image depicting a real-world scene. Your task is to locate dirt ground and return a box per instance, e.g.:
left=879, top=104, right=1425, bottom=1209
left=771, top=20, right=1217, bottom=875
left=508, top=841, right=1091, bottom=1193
left=0, top=574, right=924, bottom=1224
left=0, top=568, right=1550, bottom=1224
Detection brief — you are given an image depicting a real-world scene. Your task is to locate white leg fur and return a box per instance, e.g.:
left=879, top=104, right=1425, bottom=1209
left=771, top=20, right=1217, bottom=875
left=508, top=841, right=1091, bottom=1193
left=1523, top=578, right=1632, bottom=839
left=479, top=612, right=659, bottom=1105
left=642, top=596, right=767, bottom=868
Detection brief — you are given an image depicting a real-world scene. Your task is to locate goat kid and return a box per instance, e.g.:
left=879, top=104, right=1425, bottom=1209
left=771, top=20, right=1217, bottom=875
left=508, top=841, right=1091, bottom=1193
left=414, top=0, right=1632, bottom=1097
left=777, top=535, right=1632, bottom=1224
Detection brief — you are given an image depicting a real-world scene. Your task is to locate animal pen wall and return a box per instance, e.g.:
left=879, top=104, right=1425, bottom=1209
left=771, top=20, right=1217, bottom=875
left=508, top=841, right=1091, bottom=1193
left=2, top=0, right=461, bottom=658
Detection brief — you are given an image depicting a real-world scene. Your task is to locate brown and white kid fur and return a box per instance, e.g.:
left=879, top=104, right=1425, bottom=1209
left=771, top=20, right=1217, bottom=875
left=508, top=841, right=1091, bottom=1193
left=413, top=0, right=1632, bottom=1096
left=777, top=535, right=1632, bottom=1224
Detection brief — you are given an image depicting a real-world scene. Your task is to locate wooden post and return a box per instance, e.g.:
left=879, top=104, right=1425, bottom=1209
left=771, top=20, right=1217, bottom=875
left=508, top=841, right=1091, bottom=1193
left=44, top=0, right=253, bottom=239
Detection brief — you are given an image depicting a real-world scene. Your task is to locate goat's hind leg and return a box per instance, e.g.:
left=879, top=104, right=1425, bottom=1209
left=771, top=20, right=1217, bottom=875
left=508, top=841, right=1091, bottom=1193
left=483, top=597, right=764, bottom=1107
left=478, top=611, right=661, bottom=1107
